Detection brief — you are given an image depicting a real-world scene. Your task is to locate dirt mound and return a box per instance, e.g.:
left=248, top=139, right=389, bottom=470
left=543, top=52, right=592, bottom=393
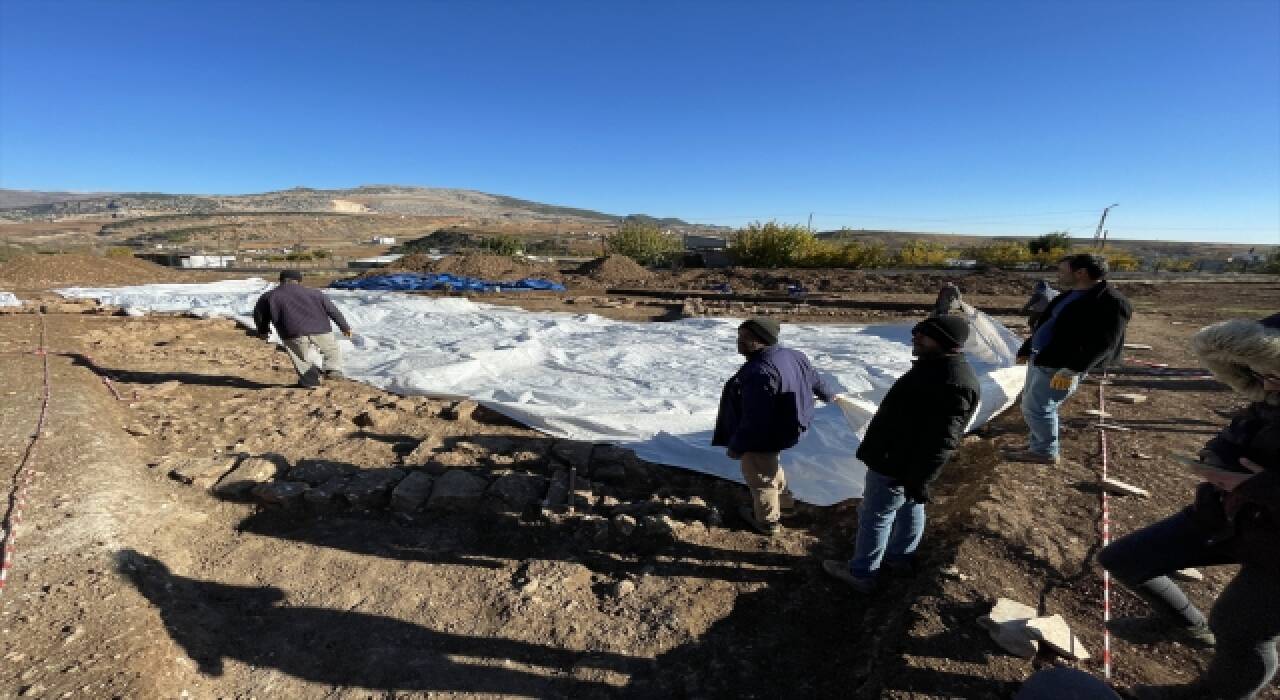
left=572, top=255, right=655, bottom=286
left=668, top=267, right=1037, bottom=296
left=0, top=253, right=187, bottom=290
left=376, top=253, right=564, bottom=282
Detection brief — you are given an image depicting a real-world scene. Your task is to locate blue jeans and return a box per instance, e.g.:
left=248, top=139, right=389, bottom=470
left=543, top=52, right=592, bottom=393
left=1020, top=363, right=1080, bottom=458
left=848, top=470, right=926, bottom=579
left=1099, top=508, right=1280, bottom=699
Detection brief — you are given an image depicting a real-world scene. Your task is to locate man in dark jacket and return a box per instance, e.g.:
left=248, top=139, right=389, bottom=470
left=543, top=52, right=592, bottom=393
left=1007, top=253, right=1132, bottom=465
left=824, top=315, right=980, bottom=593
left=1100, top=313, right=1280, bottom=700
left=253, top=270, right=354, bottom=388
left=712, top=318, right=838, bottom=535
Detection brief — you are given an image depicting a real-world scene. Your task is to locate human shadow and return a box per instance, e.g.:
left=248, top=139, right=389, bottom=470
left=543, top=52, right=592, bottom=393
left=66, top=353, right=279, bottom=390
left=116, top=548, right=632, bottom=696
left=237, top=506, right=806, bottom=585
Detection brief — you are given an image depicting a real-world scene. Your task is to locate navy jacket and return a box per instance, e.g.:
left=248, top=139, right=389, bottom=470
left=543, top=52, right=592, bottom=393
left=856, top=353, right=980, bottom=502
left=1016, top=280, right=1132, bottom=372
left=253, top=283, right=351, bottom=339
left=712, top=345, right=837, bottom=454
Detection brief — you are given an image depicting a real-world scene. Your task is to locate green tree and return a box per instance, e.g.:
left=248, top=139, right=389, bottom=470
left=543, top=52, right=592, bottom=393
left=1029, top=232, right=1072, bottom=254
left=729, top=221, right=814, bottom=268
left=481, top=235, right=523, bottom=256
left=607, top=221, right=682, bottom=265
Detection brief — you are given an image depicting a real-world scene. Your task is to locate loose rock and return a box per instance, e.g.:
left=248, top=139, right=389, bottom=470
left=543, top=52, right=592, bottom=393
left=213, top=456, right=283, bottom=498
left=252, top=480, right=309, bottom=508
left=340, top=468, right=408, bottom=509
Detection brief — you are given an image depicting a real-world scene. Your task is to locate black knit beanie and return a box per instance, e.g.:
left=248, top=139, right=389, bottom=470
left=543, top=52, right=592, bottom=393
left=741, top=318, right=781, bottom=346
left=913, top=315, right=970, bottom=351
left=279, top=269, right=303, bottom=282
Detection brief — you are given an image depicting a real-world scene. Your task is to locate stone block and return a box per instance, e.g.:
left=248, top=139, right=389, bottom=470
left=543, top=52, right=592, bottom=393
left=487, top=473, right=546, bottom=511
left=441, top=399, right=478, bottom=421
left=551, top=441, right=593, bottom=470
left=426, top=470, right=489, bottom=511
left=304, top=475, right=349, bottom=512
left=1112, top=393, right=1148, bottom=404
left=252, top=480, right=309, bottom=508
left=340, top=468, right=408, bottom=509
left=287, top=459, right=358, bottom=486
left=353, top=410, right=393, bottom=429
left=389, top=472, right=434, bottom=513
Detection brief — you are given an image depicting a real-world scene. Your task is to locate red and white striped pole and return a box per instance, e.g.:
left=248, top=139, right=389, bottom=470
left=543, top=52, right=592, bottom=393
left=1098, top=376, right=1113, bottom=679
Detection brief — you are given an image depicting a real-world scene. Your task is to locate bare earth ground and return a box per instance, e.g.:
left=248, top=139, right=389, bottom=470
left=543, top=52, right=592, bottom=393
left=1, top=277, right=1278, bottom=699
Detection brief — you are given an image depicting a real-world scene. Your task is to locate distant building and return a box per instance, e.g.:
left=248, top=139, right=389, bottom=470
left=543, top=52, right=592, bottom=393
left=178, top=255, right=236, bottom=269
left=373, top=236, right=397, bottom=245
left=348, top=253, right=408, bottom=270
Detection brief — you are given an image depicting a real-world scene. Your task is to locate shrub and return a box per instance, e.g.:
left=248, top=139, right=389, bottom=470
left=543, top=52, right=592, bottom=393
left=968, top=242, right=1032, bottom=268
left=1092, top=246, right=1140, bottom=272
left=105, top=246, right=135, bottom=258
left=729, top=221, right=814, bottom=268
left=608, top=221, right=682, bottom=265
left=894, top=240, right=953, bottom=268
left=481, top=235, right=523, bottom=257
left=1262, top=251, right=1280, bottom=274
left=1029, top=232, right=1071, bottom=254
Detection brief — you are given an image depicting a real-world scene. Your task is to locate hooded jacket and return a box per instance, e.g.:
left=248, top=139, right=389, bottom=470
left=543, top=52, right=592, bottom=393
left=1016, top=280, right=1132, bottom=372
left=712, top=345, right=837, bottom=454
left=1189, top=314, right=1280, bottom=574
left=855, top=353, right=980, bottom=502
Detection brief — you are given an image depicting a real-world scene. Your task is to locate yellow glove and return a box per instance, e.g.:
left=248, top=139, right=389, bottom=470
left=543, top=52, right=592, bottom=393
left=1049, top=369, right=1077, bottom=391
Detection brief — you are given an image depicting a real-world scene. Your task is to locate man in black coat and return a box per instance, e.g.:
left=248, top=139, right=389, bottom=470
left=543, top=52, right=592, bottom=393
left=253, top=270, right=354, bottom=388
left=1006, top=253, right=1132, bottom=465
left=824, top=315, right=980, bottom=593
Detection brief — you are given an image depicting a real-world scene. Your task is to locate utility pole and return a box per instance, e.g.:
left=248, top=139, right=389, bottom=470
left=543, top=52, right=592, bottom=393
left=807, top=212, right=814, bottom=233
left=1093, top=203, right=1118, bottom=250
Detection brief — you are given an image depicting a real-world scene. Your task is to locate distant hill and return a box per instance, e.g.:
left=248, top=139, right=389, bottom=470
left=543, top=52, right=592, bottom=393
left=0, top=185, right=695, bottom=228
left=0, top=189, right=108, bottom=209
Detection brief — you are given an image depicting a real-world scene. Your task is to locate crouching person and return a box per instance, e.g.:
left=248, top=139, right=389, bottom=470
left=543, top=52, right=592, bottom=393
left=712, top=318, right=838, bottom=536
left=824, top=315, right=980, bottom=593
left=1099, top=314, right=1280, bottom=700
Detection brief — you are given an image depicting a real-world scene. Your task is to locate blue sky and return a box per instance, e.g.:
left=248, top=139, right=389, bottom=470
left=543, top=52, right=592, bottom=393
left=1, top=1, right=1277, bottom=244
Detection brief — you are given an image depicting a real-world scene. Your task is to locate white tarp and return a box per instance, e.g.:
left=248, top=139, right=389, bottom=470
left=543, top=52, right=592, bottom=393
left=0, top=291, right=21, bottom=307
left=58, top=279, right=1025, bottom=505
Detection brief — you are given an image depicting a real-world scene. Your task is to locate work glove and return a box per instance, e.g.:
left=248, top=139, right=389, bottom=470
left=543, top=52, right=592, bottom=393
left=905, top=482, right=931, bottom=504
left=1049, top=369, right=1077, bottom=391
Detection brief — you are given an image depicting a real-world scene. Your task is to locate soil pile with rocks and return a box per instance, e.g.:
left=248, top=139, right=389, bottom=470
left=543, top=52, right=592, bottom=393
left=572, top=255, right=655, bottom=287
left=374, top=253, right=564, bottom=282
left=0, top=253, right=188, bottom=290
left=669, top=267, right=1037, bottom=296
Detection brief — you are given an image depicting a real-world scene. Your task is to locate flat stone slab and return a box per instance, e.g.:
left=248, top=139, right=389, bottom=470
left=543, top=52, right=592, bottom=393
left=1172, top=567, right=1205, bottom=582
left=389, top=471, right=434, bottom=513
left=168, top=456, right=238, bottom=488
left=1112, top=393, right=1148, bottom=404
left=214, top=456, right=284, bottom=498
left=427, top=469, right=489, bottom=511
left=978, top=598, right=1040, bottom=658
left=1102, top=477, right=1149, bottom=498
left=1026, top=614, right=1091, bottom=660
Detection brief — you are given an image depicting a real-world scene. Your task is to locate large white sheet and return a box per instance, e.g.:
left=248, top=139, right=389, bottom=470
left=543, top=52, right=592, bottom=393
left=0, top=291, right=21, bottom=307
left=59, top=279, right=1025, bottom=505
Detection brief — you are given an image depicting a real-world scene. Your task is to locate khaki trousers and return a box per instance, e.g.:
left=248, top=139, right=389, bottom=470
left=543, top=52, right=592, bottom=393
left=281, top=333, right=343, bottom=380
left=740, top=451, right=795, bottom=524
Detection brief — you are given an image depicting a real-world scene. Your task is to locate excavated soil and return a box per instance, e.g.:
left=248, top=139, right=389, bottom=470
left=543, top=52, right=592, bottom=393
left=0, top=254, right=202, bottom=292
left=0, top=276, right=1277, bottom=699
left=374, top=253, right=566, bottom=283
left=572, top=255, right=656, bottom=287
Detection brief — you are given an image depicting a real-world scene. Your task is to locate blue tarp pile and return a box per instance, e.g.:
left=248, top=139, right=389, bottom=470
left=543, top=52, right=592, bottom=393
left=331, top=273, right=566, bottom=293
